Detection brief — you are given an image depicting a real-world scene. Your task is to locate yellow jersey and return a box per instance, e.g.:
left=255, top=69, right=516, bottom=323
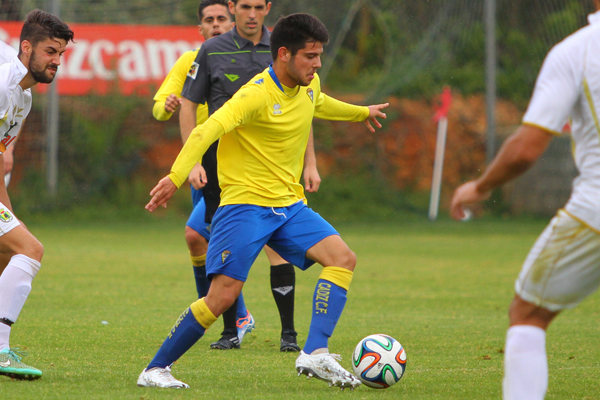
left=152, top=49, right=208, bottom=124
left=169, top=67, right=369, bottom=208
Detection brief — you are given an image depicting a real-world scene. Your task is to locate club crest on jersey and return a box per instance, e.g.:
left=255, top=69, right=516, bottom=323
left=273, top=103, right=282, bottom=115
left=188, top=62, right=199, bottom=79
left=0, top=208, right=13, bottom=223
left=221, top=250, right=231, bottom=263
left=306, top=88, right=314, bottom=103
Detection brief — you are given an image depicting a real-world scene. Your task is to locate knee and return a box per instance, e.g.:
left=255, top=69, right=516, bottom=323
left=338, top=248, right=356, bottom=271
left=23, top=236, right=44, bottom=262
left=185, top=227, right=208, bottom=254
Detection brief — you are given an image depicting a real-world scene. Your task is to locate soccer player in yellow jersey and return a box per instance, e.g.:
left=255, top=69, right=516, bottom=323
left=138, top=13, right=388, bottom=389
left=152, top=0, right=234, bottom=323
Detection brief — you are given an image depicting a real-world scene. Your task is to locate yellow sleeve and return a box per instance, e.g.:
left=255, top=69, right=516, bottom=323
left=167, top=84, right=266, bottom=187
left=152, top=50, right=198, bottom=121
left=168, top=118, right=226, bottom=187
left=314, top=93, right=370, bottom=122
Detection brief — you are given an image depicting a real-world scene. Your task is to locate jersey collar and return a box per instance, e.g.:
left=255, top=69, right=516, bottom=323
left=232, top=25, right=270, bottom=49
left=588, top=9, right=600, bottom=25
left=268, top=64, right=284, bottom=93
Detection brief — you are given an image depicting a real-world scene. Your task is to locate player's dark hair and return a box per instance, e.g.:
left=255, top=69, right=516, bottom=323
left=19, top=9, right=74, bottom=54
left=229, top=0, right=271, bottom=6
left=197, top=0, right=230, bottom=23
left=270, top=13, right=329, bottom=60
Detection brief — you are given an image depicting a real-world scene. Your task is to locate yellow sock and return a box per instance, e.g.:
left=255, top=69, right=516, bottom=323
left=190, top=298, right=217, bottom=329
left=318, top=266, right=353, bottom=291
left=191, top=254, right=206, bottom=267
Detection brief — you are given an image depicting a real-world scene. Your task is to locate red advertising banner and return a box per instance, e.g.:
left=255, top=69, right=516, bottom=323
left=0, top=22, right=204, bottom=96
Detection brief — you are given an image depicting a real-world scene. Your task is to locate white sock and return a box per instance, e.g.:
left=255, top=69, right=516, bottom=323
left=0, top=323, right=10, bottom=351
left=0, top=255, right=41, bottom=351
left=503, top=325, right=548, bottom=400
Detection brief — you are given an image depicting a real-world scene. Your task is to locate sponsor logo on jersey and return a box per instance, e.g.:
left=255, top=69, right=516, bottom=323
left=254, top=78, right=264, bottom=85
left=306, top=88, right=314, bottom=103
left=188, top=62, right=199, bottom=79
left=0, top=208, right=13, bottom=223
left=221, top=250, right=231, bottom=263
left=225, top=74, right=239, bottom=82
left=273, top=103, right=282, bottom=115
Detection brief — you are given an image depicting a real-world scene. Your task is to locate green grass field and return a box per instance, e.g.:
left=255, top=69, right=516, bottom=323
left=2, top=216, right=599, bottom=399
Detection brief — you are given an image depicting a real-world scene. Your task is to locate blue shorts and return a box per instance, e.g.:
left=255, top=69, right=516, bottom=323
left=206, top=201, right=338, bottom=282
left=186, top=188, right=211, bottom=241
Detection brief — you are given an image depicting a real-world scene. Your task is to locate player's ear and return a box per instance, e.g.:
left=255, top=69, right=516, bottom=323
left=228, top=1, right=235, bottom=15
left=265, top=2, right=272, bottom=15
left=197, top=25, right=205, bottom=40
left=20, top=40, right=32, bottom=57
left=278, top=47, right=291, bottom=62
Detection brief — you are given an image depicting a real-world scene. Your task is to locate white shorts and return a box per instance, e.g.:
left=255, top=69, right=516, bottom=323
left=516, top=209, right=600, bottom=312
left=0, top=202, right=20, bottom=235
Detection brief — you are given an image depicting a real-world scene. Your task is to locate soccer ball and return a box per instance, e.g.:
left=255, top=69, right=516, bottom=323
left=351, top=334, right=407, bottom=389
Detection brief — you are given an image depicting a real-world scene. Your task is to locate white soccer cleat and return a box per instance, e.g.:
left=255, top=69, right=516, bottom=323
left=295, top=351, right=361, bottom=389
left=137, top=367, right=190, bottom=389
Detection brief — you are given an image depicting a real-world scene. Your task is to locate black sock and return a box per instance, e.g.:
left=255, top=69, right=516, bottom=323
left=221, top=297, right=238, bottom=335
left=270, top=263, right=296, bottom=333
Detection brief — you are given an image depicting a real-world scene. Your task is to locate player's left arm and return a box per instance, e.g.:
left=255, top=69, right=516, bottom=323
left=314, top=93, right=388, bottom=131
left=0, top=153, right=13, bottom=211
left=450, top=124, right=554, bottom=220
left=303, top=125, right=321, bottom=193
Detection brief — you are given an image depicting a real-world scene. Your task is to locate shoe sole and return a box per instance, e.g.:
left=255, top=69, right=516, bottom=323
left=296, top=366, right=360, bottom=389
left=280, top=344, right=301, bottom=352
left=210, top=343, right=240, bottom=350
left=0, top=371, right=42, bottom=380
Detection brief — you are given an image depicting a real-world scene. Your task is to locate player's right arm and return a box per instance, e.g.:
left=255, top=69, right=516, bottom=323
left=146, top=85, right=266, bottom=211
left=450, top=41, right=579, bottom=221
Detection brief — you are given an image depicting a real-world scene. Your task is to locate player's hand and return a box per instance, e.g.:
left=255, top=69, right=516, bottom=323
left=450, top=181, right=491, bottom=220
left=164, top=94, right=182, bottom=113
left=364, top=103, right=389, bottom=132
left=146, top=176, right=178, bottom=212
left=303, top=164, right=321, bottom=193
left=188, top=163, right=207, bottom=190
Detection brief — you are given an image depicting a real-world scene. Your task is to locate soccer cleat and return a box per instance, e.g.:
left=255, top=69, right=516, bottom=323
left=280, top=329, right=301, bottom=352
left=0, top=348, right=42, bottom=380
left=210, top=332, right=240, bottom=350
left=137, top=367, right=189, bottom=388
left=236, top=311, right=255, bottom=344
left=295, top=351, right=361, bottom=389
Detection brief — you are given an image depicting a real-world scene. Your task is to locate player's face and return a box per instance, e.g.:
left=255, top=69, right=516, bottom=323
left=199, top=4, right=232, bottom=39
left=286, top=41, right=323, bottom=87
left=28, top=37, right=67, bottom=84
left=229, top=0, right=271, bottom=41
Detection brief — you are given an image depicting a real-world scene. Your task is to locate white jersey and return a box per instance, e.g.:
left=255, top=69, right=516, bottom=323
left=0, top=57, right=31, bottom=153
left=522, top=10, right=600, bottom=232
left=0, top=41, right=17, bottom=65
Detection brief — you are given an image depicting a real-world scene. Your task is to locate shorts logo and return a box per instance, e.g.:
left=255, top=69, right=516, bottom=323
left=306, top=88, right=314, bottom=103
left=225, top=74, right=239, bottom=82
left=188, top=62, right=199, bottom=79
left=273, top=103, right=282, bottom=115
left=0, top=208, right=13, bottom=223
left=221, top=250, right=231, bottom=263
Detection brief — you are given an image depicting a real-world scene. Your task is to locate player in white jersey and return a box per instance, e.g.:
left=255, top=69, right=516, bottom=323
left=0, top=40, right=18, bottom=187
left=0, top=10, right=73, bottom=381
left=451, top=2, right=600, bottom=399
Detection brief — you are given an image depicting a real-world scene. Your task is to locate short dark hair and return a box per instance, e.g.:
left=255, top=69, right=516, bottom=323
left=229, top=0, right=270, bottom=6
left=197, top=0, right=229, bottom=23
left=270, top=13, right=329, bottom=60
left=19, top=9, right=74, bottom=53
